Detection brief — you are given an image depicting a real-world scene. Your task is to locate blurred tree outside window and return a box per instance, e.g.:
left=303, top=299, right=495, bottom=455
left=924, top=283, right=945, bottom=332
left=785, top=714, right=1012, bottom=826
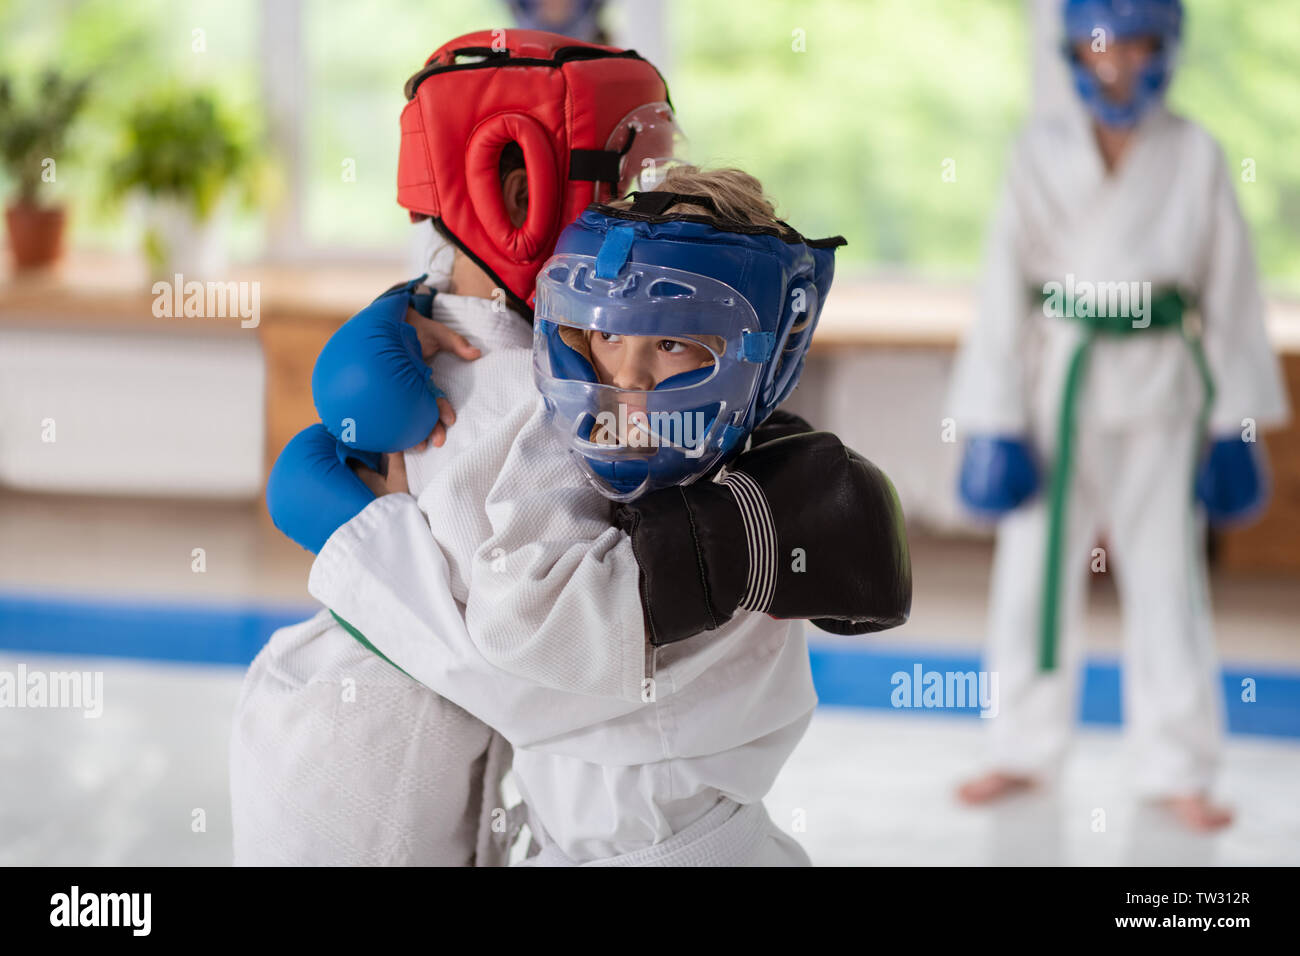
left=1167, top=1, right=1300, bottom=291
left=670, top=0, right=1300, bottom=292
left=301, top=0, right=504, bottom=252
left=671, top=0, right=1030, bottom=278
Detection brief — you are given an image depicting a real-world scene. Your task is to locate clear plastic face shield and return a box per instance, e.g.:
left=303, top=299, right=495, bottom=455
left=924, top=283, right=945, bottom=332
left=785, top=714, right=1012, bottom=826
left=601, top=101, right=688, bottom=199
left=534, top=253, right=764, bottom=501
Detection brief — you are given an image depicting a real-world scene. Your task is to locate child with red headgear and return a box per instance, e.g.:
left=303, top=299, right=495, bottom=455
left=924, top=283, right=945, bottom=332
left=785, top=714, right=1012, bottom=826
left=233, top=30, right=686, bottom=866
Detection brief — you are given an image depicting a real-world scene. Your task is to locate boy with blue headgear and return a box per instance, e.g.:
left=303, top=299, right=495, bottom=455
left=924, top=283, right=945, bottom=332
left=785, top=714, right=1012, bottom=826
left=949, top=0, right=1288, bottom=830
left=537, top=172, right=910, bottom=641
left=286, top=166, right=909, bottom=864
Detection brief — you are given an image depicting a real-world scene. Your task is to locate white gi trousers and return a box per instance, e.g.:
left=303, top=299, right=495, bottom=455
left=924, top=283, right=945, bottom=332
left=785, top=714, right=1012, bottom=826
left=986, top=413, right=1223, bottom=796
left=229, top=610, right=511, bottom=866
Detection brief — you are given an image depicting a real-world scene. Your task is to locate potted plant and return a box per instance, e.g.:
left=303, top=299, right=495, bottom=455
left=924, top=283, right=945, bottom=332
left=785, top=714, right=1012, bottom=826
left=0, top=71, right=91, bottom=271
left=106, top=89, right=264, bottom=280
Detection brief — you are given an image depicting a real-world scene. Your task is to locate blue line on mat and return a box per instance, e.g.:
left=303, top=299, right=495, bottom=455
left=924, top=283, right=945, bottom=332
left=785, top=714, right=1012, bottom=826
left=1, top=591, right=1296, bottom=738
left=0, top=591, right=313, bottom=668
left=809, top=642, right=1300, bottom=740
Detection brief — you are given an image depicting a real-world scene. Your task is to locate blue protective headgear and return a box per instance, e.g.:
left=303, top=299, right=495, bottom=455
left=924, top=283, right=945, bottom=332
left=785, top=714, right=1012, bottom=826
left=506, top=0, right=604, bottom=43
left=1063, top=0, right=1183, bottom=128
left=533, top=191, right=843, bottom=501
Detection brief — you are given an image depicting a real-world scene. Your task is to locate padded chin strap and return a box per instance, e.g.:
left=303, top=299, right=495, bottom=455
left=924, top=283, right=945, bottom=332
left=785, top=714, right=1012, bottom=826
left=585, top=456, right=649, bottom=493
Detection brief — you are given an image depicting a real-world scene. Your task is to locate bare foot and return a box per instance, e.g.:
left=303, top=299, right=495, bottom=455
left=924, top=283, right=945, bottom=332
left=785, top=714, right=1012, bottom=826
left=1160, top=794, right=1234, bottom=832
left=956, top=771, right=1038, bottom=805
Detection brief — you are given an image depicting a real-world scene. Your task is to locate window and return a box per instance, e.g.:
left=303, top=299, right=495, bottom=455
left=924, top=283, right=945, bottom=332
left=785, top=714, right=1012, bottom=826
left=4, top=0, right=1296, bottom=287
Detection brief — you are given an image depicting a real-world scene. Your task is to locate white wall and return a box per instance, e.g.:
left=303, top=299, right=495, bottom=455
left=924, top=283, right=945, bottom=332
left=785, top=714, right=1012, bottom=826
left=0, top=326, right=265, bottom=499
left=785, top=350, right=976, bottom=535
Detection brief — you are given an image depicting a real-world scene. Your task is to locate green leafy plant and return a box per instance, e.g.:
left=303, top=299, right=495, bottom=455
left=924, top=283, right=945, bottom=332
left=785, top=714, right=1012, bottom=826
left=0, top=70, right=92, bottom=207
left=106, top=89, right=263, bottom=222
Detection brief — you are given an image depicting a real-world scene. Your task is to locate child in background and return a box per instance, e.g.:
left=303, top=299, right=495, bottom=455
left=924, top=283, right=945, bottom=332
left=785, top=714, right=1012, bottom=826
left=949, top=0, right=1288, bottom=830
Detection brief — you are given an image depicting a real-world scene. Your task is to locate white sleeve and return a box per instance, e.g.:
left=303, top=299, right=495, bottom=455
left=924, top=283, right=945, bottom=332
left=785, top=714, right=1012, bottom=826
left=307, top=493, right=639, bottom=745
left=1196, top=143, right=1290, bottom=434
left=454, top=405, right=649, bottom=703
left=947, top=161, right=1033, bottom=436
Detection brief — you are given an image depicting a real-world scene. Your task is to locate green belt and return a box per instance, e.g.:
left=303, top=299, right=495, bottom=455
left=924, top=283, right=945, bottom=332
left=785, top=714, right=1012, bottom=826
left=331, top=610, right=413, bottom=680
left=1036, top=287, right=1215, bottom=671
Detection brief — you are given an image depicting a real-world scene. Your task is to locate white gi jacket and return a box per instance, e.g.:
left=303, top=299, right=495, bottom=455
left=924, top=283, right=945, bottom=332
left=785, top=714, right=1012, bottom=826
left=308, top=290, right=816, bottom=862
left=949, top=105, right=1288, bottom=439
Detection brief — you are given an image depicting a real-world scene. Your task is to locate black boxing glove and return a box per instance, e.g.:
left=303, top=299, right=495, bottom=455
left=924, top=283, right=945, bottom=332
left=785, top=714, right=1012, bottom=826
left=747, top=408, right=816, bottom=447
left=614, top=429, right=912, bottom=646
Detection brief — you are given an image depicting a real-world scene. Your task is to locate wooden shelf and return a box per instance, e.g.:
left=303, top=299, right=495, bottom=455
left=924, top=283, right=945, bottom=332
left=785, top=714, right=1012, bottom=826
left=7, top=252, right=1300, bottom=352
left=5, top=250, right=1297, bottom=573
left=0, top=251, right=407, bottom=330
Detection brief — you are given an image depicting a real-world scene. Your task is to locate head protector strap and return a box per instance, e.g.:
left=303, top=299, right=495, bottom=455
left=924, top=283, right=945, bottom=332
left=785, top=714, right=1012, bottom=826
left=627, top=191, right=719, bottom=216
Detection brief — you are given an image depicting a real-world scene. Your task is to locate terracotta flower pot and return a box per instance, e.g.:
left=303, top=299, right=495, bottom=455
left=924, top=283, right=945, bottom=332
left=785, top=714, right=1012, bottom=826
left=4, top=202, right=67, bottom=271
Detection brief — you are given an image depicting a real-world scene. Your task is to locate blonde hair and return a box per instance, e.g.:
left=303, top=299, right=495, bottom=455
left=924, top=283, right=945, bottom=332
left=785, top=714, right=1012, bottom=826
left=610, top=165, right=783, bottom=230
left=611, top=165, right=816, bottom=337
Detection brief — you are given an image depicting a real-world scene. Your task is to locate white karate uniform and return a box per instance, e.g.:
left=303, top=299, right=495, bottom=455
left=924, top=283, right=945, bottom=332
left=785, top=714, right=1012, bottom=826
left=228, top=607, right=507, bottom=865
left=234, top=289, right=815, bottom=865
left=949, top=105, right=1289, bottom=795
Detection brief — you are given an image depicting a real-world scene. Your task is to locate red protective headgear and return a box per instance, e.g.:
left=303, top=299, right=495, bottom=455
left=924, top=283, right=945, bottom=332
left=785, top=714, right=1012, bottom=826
left=397, top=30, right=677, bottom=317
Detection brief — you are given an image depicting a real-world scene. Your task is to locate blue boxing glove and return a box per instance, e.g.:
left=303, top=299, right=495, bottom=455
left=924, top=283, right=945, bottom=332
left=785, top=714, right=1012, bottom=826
left=959, top=435, right=1040, bottom=517
left=312, top=275, right=444, bottom=454
left=1196, top=437, right=1266, bottom=525
left=267, top=424, right=382, bottom=554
